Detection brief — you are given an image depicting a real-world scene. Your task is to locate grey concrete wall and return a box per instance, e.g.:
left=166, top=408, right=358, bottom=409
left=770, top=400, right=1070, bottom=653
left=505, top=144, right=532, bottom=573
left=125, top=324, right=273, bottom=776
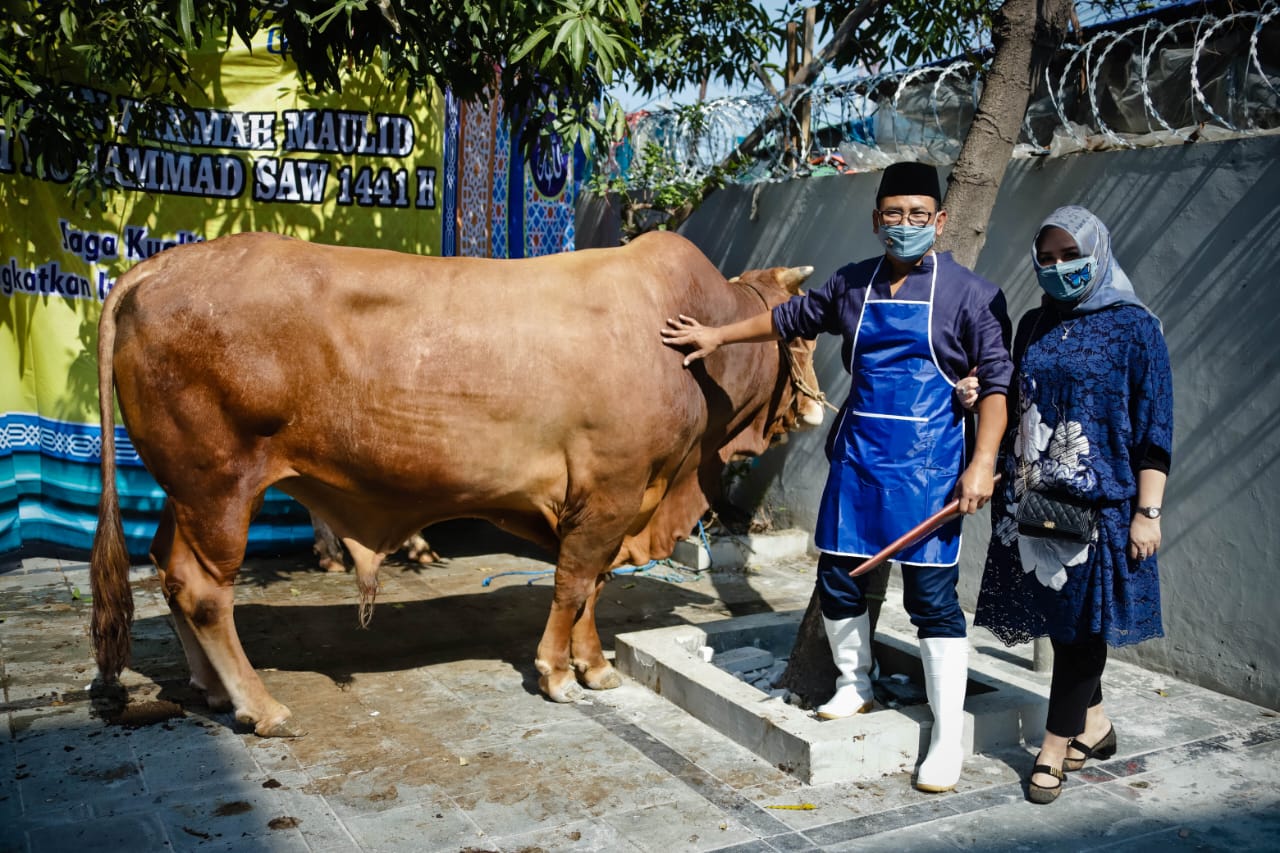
left=583, top=133, right=1280, bottom=710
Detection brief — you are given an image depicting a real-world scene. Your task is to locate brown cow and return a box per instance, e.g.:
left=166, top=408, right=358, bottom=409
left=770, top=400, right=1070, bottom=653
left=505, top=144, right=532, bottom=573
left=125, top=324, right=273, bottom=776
left=90, top=231, right=825, bottom=736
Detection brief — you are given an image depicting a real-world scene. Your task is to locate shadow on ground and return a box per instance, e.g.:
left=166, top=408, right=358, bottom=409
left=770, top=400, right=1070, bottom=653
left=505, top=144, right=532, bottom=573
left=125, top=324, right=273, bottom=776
left=123, top=516, right=781, bottom=708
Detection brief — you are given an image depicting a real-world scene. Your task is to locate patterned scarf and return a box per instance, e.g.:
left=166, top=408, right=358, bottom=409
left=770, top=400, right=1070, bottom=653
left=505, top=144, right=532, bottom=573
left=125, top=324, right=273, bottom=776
left=1032, top=205, right=1155, bottom=318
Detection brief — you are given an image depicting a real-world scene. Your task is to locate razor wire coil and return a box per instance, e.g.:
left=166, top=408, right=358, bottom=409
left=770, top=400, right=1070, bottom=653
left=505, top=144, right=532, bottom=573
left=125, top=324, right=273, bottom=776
left=616, top=3, right=1279, bottom=187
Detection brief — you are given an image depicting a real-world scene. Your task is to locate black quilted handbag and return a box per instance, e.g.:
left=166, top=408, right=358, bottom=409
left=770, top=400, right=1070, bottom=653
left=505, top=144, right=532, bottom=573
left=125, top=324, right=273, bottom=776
left=1016, top=489, right=1098, bottom=543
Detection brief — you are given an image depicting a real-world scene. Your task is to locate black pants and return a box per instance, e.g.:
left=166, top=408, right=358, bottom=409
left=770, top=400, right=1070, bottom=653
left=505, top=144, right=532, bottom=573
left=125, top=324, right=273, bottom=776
left=1045, top=635, right=1108, bottom=738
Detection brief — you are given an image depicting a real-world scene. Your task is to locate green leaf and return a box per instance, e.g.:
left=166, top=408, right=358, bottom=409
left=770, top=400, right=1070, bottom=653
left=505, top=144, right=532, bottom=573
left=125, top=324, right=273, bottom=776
left=510, top=29, right=550, bottom=64
left=550, top=17, right=575, bottom=55
left=569, top=21, right=585, bottom=69
left=178, top=0, right=194, bottom=46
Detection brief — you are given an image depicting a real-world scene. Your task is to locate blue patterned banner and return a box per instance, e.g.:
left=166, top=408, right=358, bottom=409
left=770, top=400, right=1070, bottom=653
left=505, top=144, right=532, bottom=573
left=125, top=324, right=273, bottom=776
left=441, top=90, right=583, bottom=260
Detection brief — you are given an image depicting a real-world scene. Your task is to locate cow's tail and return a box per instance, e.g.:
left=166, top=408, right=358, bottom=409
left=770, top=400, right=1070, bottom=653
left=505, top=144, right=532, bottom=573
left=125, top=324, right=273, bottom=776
left=90, top=270, right=142, bottom=686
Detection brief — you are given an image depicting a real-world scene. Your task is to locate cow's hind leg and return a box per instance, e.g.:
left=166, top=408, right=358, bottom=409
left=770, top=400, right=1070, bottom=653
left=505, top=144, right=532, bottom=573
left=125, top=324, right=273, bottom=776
left=571, top=573, right=622, bottom=691
left=158, top=500, right=303, bottom=737
left=152, top=503, right=232, bottom=709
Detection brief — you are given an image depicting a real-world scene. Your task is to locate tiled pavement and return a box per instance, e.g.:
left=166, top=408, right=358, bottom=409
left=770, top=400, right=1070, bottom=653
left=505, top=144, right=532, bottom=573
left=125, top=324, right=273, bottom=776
left=3, top=532, right=1278, bottom=852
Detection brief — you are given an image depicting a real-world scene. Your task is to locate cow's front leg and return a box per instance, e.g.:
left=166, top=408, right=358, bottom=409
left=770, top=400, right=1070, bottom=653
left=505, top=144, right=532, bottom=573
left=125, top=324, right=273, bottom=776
left=536, top=565, right=595, bottom=702
left=571, top=572, right=622, bottom=691
left=404, top=532, right=439, bottom=564
left=536, top=518, right=627, bottom=703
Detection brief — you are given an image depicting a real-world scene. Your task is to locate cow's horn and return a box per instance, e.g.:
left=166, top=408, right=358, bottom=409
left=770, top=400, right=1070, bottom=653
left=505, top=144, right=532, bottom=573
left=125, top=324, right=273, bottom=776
left=781, top=265, right=815, bottom=287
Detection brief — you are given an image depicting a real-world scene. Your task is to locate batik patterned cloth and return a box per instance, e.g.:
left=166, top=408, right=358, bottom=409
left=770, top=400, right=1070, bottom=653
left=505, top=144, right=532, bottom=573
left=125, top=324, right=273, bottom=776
left=443, top=91, right=580, bottom=259
left=975, top=304, right=1173, bottom=647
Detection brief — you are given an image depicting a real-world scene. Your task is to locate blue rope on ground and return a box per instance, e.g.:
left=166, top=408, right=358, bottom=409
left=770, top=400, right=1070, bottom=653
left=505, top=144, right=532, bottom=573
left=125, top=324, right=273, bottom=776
left=480, top=569, right=555, bottom=587
left=611, top=559, right=694, bottom=584
left=480, top=520, right=715, bottom=587
left=697, top=519, right=713, bottom=558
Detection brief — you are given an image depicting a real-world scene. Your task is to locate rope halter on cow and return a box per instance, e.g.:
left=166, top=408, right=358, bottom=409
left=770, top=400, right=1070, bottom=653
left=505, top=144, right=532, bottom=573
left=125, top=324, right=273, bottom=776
left=781, top=341, right=838, bottom=413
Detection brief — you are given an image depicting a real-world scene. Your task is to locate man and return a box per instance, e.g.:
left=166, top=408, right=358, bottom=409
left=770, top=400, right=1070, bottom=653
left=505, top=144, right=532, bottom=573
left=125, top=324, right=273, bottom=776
left=661, top=162, right=1012, bottom=792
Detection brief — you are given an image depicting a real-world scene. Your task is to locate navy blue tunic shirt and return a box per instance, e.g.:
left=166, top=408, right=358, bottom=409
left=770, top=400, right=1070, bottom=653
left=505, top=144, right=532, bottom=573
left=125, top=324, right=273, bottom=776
left=772, top=251, right=1014, bottom=400
left=975, top=304, right=1173, bottom=647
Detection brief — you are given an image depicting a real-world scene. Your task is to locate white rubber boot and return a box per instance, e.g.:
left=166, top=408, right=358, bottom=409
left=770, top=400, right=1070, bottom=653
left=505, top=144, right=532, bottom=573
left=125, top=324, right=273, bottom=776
left=816, top=612, right=875, bottom=719
left=915, top=636, right=969, bottom=792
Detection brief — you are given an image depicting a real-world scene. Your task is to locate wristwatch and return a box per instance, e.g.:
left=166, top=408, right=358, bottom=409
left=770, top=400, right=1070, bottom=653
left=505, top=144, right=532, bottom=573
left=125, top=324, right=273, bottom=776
left=1136, top=506, right=1162, bottom=519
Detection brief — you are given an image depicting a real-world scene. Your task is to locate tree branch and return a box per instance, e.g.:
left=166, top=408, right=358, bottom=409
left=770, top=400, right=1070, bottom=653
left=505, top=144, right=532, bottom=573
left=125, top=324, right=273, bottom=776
left=726, top=0, right=888, bottom=166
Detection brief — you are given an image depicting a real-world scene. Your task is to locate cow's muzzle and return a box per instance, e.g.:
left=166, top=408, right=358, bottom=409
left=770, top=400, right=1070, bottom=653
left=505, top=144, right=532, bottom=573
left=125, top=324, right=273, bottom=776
left=797, top=398, right=825, bottom=429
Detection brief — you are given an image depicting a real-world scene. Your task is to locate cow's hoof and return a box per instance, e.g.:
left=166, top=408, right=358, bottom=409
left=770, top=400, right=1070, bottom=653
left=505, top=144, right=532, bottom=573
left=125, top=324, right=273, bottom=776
left=318, top=557, right=346, bottom=573
left=579, top=665, right=623, bottom=691
left=255, top=717, right=307, bottom=738
left=539, top=672, right=585, bottom=704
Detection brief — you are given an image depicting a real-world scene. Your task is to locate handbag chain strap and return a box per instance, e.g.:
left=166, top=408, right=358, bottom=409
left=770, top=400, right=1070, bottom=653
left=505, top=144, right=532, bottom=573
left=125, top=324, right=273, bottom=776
left=1014, top=311, right=1049, bottom=500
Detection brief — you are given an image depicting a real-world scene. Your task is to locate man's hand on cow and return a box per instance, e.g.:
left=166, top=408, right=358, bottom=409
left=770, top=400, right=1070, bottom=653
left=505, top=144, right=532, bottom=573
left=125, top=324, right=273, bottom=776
left=953, top=464, right=995, bottom=515
left=662, top=315, right=722, bottom=367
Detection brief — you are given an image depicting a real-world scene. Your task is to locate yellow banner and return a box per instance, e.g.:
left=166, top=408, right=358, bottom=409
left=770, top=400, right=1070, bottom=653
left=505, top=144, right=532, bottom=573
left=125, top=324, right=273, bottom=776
left=0, top=27, right=445, bottom=553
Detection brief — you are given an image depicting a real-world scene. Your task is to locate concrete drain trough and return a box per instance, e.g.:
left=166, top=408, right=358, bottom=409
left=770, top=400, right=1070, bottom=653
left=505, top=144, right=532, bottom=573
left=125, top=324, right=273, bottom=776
left=615, top=610, right=1048, bottom=785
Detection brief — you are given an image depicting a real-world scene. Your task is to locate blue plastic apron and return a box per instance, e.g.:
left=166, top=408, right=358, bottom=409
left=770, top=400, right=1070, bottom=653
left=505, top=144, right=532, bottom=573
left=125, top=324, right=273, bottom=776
left=815, top=257, right=966, bottom=567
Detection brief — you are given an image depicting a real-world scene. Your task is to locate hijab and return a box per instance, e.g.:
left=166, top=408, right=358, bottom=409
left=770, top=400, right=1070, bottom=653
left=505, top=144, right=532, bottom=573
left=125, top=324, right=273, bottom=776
left=1032, top=205, right=1154, bottom=317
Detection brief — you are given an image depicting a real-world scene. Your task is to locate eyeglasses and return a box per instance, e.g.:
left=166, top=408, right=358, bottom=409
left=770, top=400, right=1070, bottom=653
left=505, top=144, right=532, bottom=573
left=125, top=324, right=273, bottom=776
left=877, top=208, right=936, bottom=227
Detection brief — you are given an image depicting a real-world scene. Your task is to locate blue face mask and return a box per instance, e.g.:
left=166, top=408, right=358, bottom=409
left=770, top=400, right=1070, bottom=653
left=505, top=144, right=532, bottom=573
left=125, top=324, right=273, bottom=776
left=879, top=224, right=936, bottom=262
left=1036, top=256, right=1096, bottom=302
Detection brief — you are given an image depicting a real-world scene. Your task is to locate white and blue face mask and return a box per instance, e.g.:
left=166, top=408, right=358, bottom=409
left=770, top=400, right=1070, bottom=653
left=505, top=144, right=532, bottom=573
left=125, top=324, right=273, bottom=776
left=879, top=223, right=937, bottom=262
left=1036, top=256, right=1096, bottom=302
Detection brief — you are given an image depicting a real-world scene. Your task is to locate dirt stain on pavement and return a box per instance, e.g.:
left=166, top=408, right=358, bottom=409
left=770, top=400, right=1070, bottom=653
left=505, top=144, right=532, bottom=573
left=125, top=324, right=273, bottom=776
left=214, top=800, right=253, bottom=816
left=72, top=763, right=135, bottom=782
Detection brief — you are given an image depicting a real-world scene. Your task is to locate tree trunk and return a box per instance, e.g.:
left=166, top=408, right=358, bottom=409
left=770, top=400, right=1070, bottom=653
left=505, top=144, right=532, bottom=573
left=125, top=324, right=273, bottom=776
left=939, top=0, right=1075, bottom=267
left=777, top=562, right=890, bottom=706
left=776, top=589, right=839, bottom=703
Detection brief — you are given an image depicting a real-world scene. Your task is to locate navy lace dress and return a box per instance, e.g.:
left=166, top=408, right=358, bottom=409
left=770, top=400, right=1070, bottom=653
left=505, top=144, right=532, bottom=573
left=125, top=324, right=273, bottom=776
left=974, top=304, right=1173, bottom=647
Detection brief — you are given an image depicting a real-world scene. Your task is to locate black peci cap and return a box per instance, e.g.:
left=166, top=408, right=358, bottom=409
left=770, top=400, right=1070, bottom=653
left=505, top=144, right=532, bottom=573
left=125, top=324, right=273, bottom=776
left=876, top=162, right=941, bottom=204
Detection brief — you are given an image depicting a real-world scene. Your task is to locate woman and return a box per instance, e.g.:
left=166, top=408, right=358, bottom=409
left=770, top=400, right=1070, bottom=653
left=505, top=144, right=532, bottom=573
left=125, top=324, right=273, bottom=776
left=957, top=205, right=1172, bottom=804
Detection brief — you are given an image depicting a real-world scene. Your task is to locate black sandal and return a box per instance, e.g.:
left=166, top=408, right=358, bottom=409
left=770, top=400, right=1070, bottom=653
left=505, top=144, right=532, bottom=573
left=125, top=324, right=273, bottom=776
left=1064, top=725, right=1117, bottom=772
left=1028, top=760, right=1065, bottom=804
